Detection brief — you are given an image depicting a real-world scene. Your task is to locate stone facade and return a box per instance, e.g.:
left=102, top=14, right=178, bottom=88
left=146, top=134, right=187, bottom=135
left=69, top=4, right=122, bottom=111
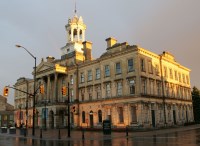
left=0, top=95, right=14, bottom=127
left=14, top=13, right=193, bottom=129
left=14, top=77, right=34, bottom=127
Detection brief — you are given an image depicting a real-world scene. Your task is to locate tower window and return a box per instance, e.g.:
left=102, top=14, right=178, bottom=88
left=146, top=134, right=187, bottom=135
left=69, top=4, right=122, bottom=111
left=80, top=30, right=82, bottom=40
left=73, top=29, right=78, bottom=41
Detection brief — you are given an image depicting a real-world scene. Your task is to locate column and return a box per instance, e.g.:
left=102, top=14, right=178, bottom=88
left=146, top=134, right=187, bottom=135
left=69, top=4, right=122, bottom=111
left=47, top=75, right=50, bottom=101
left=54, top=73, right=58, bottom=102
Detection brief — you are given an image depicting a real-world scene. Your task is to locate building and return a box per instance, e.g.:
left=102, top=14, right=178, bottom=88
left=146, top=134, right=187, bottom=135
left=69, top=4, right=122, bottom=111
left=14, top=12, right=193, bottom=129
left=14, top=77, right=34, bottom=127
left=0, top=95, right=14, bottom=127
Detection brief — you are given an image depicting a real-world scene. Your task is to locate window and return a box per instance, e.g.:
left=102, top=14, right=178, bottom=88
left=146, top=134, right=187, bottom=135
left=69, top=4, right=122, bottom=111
left=148, top=60, right=153, bottom=73
left=131, top=106, right=137, bottom=123
left=174, top=70, right=178, bottom=80
left=96, top=86, right=101, bottom=99
left=155, top=64, right=159, bottom=75
left=128, top=59, right=134, bottom=72
left=169, top=69, right=173, bottom=79
left=105, top=83, right=111, bottom=97
left=105, top=65, right=110, bottom=77
left=179, top=73, right=182, bottom=82
left=89, top=93, right=92, bottom=100
left=96, top=68, right=100, bottom=80
left=98, top=110, right=102, bottom=123
left=88, top=87, right=93, bottom=100
left=164, top=67, right=167, bottom=77
left=156, top=81, right=161, bottom=96
left=82, top=111, right=85, bottom=123
left=70, top=89, right=74, bottom=102
left=81, top=89, right=85, bottom=101
left=144, top=110, right=148, bottom=123
left=80, top=73, right=84, bottom=83
left=81, top=93, right=84, bottom=101
left=10, top=115, right=14, bottom=121
left=117, top=82, right=122, bottom=96
left=88, top=70, right=92, bottom=81
left=141, top=78, right=146, bottom=94
left=159, top=110, right=163, bottom=122
left=165, top=82, right=169, bottom=97
left=149, top=79, right=154, bottom=95
left=70, top=75, right=73, bottom=84
left=182, top=74, right=185, bottom=83
left=177, top=86, right=180, bottom=98
left=140, top=58, right=145, bottom=72
left=116, top=62, right=121, bottom=74
left=19, top=111, right=23, bottom=120
left=4, top=115, right=7, bottom=121
left=118, top=107, right=124, bottom=123
left=171, top=84, right=175, bottom=97
left=129, top=79, right=135, bottom=94
left=186, top=75, right=189, bottom=84
left=168, top=110, right=171, bottom=121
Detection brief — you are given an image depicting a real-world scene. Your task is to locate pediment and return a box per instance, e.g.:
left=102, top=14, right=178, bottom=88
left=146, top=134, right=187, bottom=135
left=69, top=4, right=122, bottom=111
left=36, top=62, right=54, bottom=74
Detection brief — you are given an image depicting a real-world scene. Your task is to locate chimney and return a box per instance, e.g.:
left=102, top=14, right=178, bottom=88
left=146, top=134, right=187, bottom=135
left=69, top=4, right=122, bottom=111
left=46, top=56, right=55, bottom=62
left=82, top=41, right=92, bottom=61
left=106, top=37, right=117, bottom=48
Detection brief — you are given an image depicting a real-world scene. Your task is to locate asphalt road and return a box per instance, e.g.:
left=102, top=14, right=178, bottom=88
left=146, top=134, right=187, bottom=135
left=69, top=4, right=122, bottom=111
left=0, top=125, right=200, bottom=146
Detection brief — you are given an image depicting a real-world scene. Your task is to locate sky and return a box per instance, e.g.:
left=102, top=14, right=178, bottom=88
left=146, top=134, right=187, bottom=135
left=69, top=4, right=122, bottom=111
left=0, top=0, right=200, bottom=105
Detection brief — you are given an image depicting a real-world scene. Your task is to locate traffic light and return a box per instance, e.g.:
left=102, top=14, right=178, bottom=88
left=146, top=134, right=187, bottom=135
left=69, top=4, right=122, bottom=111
left=61, top=86, right=67, bottom=96
left=3, top=87, right=9, bottom=96
left=39, top=85, right=44, bottom=94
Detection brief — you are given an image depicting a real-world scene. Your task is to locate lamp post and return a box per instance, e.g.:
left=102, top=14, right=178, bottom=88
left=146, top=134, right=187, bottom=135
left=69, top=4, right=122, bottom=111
left=18, top=104, right=22, bottom=127
left=43, top=99, right=48, bottom=130
left=16, top=45, right=36, bottom=136
left=67, top=82, right=70, bottom=137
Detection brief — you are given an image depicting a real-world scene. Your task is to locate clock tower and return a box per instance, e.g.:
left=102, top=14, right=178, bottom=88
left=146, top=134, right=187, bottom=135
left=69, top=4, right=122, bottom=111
left=60, top=12, right=86, bottom=63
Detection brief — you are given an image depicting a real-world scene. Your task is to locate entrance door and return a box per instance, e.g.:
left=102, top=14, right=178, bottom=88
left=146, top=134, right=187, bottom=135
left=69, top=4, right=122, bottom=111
left=151, top=110, right=156, bottom=128
left=89, top=111, right=94, bottom=127
left=173, top=110, right=177, bottom=125
left=49, top=110, right=54, bottom=129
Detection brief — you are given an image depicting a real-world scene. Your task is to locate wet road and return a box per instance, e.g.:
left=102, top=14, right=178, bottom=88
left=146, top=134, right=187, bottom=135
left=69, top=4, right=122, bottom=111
left=0, top=127, right=200, bottom=146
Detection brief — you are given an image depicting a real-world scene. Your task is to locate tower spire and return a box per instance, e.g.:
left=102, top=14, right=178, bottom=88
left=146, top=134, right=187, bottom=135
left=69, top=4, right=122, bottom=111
left=74, top=0, right=77, bottom=15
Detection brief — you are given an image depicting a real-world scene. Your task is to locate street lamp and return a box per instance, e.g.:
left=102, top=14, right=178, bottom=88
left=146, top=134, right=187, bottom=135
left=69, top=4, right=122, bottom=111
left=67, top=82, right=70, bottom=138
left=18, top=104, right=22, bottom=127
left=16, top=44, right=37, bottom=136
left=42, top=99, right=48, bottom=130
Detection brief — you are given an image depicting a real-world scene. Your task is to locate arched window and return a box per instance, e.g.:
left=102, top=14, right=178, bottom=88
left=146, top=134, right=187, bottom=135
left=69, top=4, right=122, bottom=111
left=73, top=29, right=77, bottom=41
left=79, top=29, right=82, bottom=40
left=98, top=110, right=102, bottom=123
left=82, top=111, right=85, bottom=123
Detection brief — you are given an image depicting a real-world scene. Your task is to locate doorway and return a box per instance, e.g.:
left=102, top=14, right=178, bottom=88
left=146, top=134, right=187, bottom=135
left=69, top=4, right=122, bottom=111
left=151, top=110, right=156, bottom=128
left=89, top=111, right=94, bottom=127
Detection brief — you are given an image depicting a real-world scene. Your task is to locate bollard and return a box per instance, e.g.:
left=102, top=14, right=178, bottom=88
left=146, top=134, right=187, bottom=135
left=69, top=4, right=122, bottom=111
left=58, top=128, right=61, bottom=139
left=126, top=126, right=128, bottom=137
left=82, top=128, right=85, bottom=140
left=40, top=128, right=42, bottom=139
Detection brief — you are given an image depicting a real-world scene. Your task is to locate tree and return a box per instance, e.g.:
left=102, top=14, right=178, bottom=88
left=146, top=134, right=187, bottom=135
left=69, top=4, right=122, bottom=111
left=192, top=86, right=200, bottom=123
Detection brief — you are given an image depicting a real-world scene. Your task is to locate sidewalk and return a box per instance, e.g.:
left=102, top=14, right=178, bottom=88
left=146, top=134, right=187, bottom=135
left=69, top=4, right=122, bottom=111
left=0, top=124, right=200, bottom=141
